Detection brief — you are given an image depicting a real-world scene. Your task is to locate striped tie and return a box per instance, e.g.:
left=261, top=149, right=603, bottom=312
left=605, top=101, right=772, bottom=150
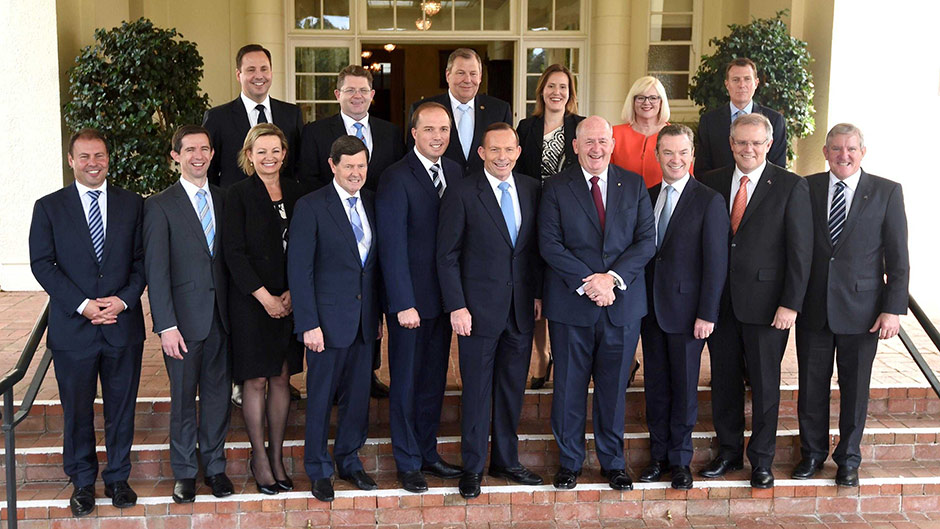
left=829, top=181, right=847, bottom=244
left=348, top=197, right=366, bottom=265
left=353, top=122, right=365, bottom=140
left=87, top=190, right=104, bottom=263
left=196, top=189, right=215, bottom=256
left=430, top=163, right=444, bottom=197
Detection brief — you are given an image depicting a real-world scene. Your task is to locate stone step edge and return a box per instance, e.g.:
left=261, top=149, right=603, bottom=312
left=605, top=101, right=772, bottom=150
left=4, top=475, right=940, bottom=511
left=5, top=426, right=937, bottom=456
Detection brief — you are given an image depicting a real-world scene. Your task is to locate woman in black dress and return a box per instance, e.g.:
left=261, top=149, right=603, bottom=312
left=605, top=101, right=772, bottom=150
left=223, top=124, right=304, bottom=494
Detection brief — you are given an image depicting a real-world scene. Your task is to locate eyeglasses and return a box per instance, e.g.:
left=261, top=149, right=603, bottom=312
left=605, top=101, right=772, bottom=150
left=731, top=139, right=769, bottom=149
left=634, top=95, right=662, bottom=104
left=340, top=88, right=372, bottom=96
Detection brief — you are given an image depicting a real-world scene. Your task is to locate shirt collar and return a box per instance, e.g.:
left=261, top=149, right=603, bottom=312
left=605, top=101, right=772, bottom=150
left=179, top=176, right=210, bottom=199
left=580, top=166, right=609, bottom=184
left=75, top=179, right=107, bottom=197
left=413, top=147, right=441, bottom=172
left=731, top=100, right=754, bottom=115
left=448, top=90, right=475, bottom=113
left=332, top=178, right=362, bottom=202
left=240, top=93, right=271, bottom=116
left=733, top=160, right=767, bottom=182
left=661, top=174, right=690, bottom=194
left=484, top=169, right=515, bottom=192
left=829, top=168, right=862, bottom=191
left=340, top=111, right=370, bottom=131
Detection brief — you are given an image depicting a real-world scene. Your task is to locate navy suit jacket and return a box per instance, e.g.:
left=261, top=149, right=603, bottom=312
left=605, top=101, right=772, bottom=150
left=296, top=113, right=404, bottom=193
left=798, top=171, right=909, bottom=334
left=538, top=163, right=656, bottom=327
left=29, top=183, right=146, bottom=350
left=696, top=102, right=786, bottom=175
left=437, top=171, right=542, bottom=337
left=645, top=178, right=729, bottom=333
left=287, top=184, right=380, bottom=349
left=376, top=150, right=464, bottom=318
left=407, top=93, right=512, bottom=174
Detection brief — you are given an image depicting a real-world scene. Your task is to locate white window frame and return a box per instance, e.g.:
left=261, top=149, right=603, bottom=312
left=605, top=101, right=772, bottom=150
left=640, top=0, right=703, bottom=115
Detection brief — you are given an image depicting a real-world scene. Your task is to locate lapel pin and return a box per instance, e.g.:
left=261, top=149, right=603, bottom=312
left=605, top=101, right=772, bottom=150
left=617, top=182, right=622, bottom=187
left=480, top=105, right=485, bottom=110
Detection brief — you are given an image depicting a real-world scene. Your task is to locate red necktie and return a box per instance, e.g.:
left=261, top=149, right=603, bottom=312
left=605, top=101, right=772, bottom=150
left=730, top=175, right=749, bottom=234
left=590, top=176, right=605, bottom=231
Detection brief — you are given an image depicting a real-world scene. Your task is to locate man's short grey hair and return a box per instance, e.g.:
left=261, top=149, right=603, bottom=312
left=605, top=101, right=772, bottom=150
left=656, top=124, right=694, bottom=152
left=575, top=116, right=613, bottom=138
left=730, top=112, right=773, bottom=142
left=826, top=123, right=865, bottom=149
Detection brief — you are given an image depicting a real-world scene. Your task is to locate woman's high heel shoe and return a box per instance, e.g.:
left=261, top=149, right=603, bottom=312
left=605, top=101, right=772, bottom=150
left=530, top=358, right=553, bottom=390
left=250, top=453, right=279, bottom=495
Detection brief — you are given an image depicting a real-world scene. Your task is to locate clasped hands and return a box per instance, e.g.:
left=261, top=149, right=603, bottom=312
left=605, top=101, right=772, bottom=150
left=81, top=296, right=125, bottom=325
left=582, top=273, right=615, bottom=307
left=256, top=288, right=292, bottom=319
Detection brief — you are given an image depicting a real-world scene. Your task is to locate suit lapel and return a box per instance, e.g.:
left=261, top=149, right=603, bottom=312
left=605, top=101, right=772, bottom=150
left=738, top=164, right=774, bottom=231
left=167, top=182, right=212, bottom=256
left=408, top=153, right=441, bottom=201
left=325, top=186, right=364, bottom=265
left=362, top=192, right=377, bottom=266
left=515, top=175, right=536, bottom=253
left=834, top=171, right=872, bottom=254
left=661, top=178, right=697, bottom=250
left=229, top=98, right=251, bottom=141
left=476, top=175, right=514, bottom=248
left=99, top=188, right=118, bottom=265
left=329, top=113, right=346, bottom=141
left=65, top=184, right=100, bottom=264
left=566, top=171, right=603, bottom=236
left=603, top=170, right=625, bottom=241
left=471, top=99, right=486, bottom=155
left=809, top=175, right=832, bottom=250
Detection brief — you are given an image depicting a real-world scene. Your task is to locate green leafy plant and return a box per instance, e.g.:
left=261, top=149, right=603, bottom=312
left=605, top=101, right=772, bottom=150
left=64, top=18, right=210, bottom=195
left=689, top=10, right=814, bottom=165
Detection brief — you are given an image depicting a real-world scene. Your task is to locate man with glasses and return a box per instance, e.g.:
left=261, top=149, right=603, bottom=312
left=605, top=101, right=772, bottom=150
left=698, top=113, right=811, bottom=489
left=696, top=58, right=786, bottom=175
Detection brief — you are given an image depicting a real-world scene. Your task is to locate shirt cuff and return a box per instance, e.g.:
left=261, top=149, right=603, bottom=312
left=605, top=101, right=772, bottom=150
left=576, top=285, right=586, bottom=296
left=607, top=271, right=626, bottom=290
left=119, top=298, right=128, bottom=311
left=158, top=326, right=178, bottom=335
left=77, top=299, right=90, bottom=315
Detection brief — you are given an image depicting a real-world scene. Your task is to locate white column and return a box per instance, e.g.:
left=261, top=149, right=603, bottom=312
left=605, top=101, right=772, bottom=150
left=246, top=0, right=287, bottom=100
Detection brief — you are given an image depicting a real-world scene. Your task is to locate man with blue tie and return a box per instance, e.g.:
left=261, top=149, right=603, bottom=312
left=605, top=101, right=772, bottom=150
left=144, top=125, right=233, bottom=503
left=377, top=102, right=465, bottom=493
left=29, top=129, right=146, bottom=516
left=437, top=122, right=545, bottom=499
left=538, top=116, right=656, bottom=490
left=288, top=136, right=382, bottom=502
left=637, top=125, right=728, bottom=490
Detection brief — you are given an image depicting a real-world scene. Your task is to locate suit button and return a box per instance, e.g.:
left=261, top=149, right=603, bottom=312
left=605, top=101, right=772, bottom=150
left=830, top=257, right=835, bottom=261
left=731, top=243, right=736, bottom=248
left=506, top=281, right=512, bottom=286
left=656, top=257, right=662, bottom=262
left=98, top=274, right=103, bottom=278
left=356, top=294, right=362, bottom=300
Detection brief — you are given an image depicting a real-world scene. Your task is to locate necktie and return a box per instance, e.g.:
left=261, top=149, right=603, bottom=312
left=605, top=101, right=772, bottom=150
left=589, top=176, right=606, bottom=231
left=87, top=190, right=104, bottom=263
left=657, top=185, right=674, bottom=249
left=829, top=181, right=847, bottom=244
left=256, top=104, right=268, bottom=124
left=196, top=189, right=215, bottom=256
left=732, top=109, right=746, bottom=122
left=348, top=197, right=366, bottom=265
left=730, top=175, right=749, bottom=234
left=498, top=181, right=517, bottom=247
left=353, top=122, right=365, bottom=140
left=430, top=163, right=444, bottom=197
left=457, top=104, right=473, bottom=160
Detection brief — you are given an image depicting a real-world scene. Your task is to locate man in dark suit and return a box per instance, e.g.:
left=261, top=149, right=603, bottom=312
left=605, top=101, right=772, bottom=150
left=203, top=44, right=304, bottom=187
left=376, top=102, right=464, bottom=493
left=296, top=64, right=404, bottom=398
left=407, top=48, right=512, bottom=174
left=29, top=129, right=145, bottom=517
left=143, top=125, right=234, bottom=503
left=696, top=57, right=786, bottom=175
left=699, top=113, right=812, bottom=489
left=437, top=123, right=545, bottom=499
left=638, top=125, right=729, bottom=490
left=538, top=116, right=656, bottom=491
left=792, top=124, right=909, bottom=487
left=288, top=136, right=382, bottom=502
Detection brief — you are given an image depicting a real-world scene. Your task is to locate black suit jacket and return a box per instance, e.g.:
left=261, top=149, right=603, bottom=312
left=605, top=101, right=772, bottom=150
left=203, top=97, right=304, bottom=187
left=437, top=171, right=542, bottom=337
left=645, top=178, right=729, bottom=333
left=798, top=171, right=909, bottom=334
left=701, top=163, right=812, bottom=325
left=516, top=113, right=585, bottom=180
left=696, top=102, right=786, bottom=175
left=407, top=93, right=512, bottom=174
left=297, top=113, right=404, bottom=193
left=29, top=184, right=146, bottom=350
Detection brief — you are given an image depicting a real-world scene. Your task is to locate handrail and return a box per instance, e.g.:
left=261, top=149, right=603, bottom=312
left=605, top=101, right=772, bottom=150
left=2, top=299, right=52, bottom=529
left=898, top=295, right=940, bottom=400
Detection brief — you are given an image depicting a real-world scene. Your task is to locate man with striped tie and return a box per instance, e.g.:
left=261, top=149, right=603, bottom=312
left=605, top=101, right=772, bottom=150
left=793, top=124, right=909, bottom=487
left=144, top=125, right=233, bottom=503
left=29, top=129, right=146, bottom=516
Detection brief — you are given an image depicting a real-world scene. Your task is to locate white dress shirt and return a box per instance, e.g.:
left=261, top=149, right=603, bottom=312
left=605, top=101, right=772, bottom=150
left=340, top=112, right=373, bottom=154
left=448, top=91, right=475, bottom=137
left=240, top=93, right=272, bottom=128
left=729, top=160, right=766, bottom=214
left=75, top=180, right=122, bottom=314
left=413, top=147, right=447, bottom=192
left=730, top=100, right=754, bottom=122
left=654, top=174, right=690, bottom=234
left=332, top=179, right=373, bottom=263
left=483, top=170, right=522, bottom=237
left=828, top=169, right=861, bottom=219
left=577, top=165, right=625, bottom=292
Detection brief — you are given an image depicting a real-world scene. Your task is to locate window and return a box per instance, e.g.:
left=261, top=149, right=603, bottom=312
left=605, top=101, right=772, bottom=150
left=295, top=0, right=351, bottom=30
left=366, top=0, right=510, bottom=32
left=294, top=46, right=350, bottom=122
left=647, top=0, right=699, bottom=101
left=524, top=47, right=580, bottom=117
left=527, top=0, right=581, bottom=31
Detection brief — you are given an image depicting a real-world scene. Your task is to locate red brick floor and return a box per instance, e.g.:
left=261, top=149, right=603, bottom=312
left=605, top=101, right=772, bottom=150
left=2, top=290, right=940, bottom=401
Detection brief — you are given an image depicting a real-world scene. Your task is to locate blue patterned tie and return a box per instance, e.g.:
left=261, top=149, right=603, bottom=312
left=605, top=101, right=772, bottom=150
left=348, top=197, right=366, bottom=265
left=498, top=182, right=517, bottom=247
left=87, top=190, right=104, bottom=263
left=457, top=104, right=473, bottom=159
left=657, top=185, right=674, bottom=249
left=829, top=181, right=846, bottom=244
left=196, top=189, right=215, bottom=256
left=353, top=122, right=365, bottom=140
left=732, top=109, right=746, bottom=122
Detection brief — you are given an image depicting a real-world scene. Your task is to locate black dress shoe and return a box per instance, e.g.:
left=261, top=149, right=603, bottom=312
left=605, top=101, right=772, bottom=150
left=835, top=465, right=859, bottom=487
left=172, top=479, right=196, bottom=504
left=459, top=472, right=482, bottom=499
left=275, top=476, right=294, bottom=492
left=671, top=466, right=693, bottom=490
left=70, top=484, right=96, bottom=517
left=289, top=384, right=303, bottom=401
left=791, top=457, right=826, bottom=479
left=601, top=468, right=634, bottom=491
left=371, top=373, right=390, bottom=399
left=104, top=480, right=137, bottom=508
left=312, top=478, right=334, bottom=502
left=398, top=470, right=428, bottom=493
left=625, top=360, right=641, bottom=389
left=340, top=470, right=378, bottom=491
left=699, top=456, right=744, bottom=478
left=751, top=467, right=774, bottom=489
left=639, top=460, right=668, bottom=482
left=488, top=465, right=544, bottom=485
left=231, top=383, right=243, bottom=408
left=553, top=467, right=581, bottom=489
left=204, top=473, right=234, bottom=497
left=422, top=459, right=463, bottom=479
left=530, top=359, right=553, bottom=390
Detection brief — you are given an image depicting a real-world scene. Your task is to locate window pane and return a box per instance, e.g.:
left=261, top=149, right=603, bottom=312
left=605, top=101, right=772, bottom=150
left=653, top=73, right=690, bottom=100
left=424, top=0, right=454, bottom=31
left=316, top=76, right=336, bottom=100
left=455, top=0, right=481, bottom=30
left=650, top=13, right=692, bottom=41
left=323, top=0, right=351, bottom=29
left=366, top=0, right=395, bottom=30
left=315, top=48, right=349, bottom=72
left=526, top=102, right=536, bottom=116
left=295, top=0, right=321, bottom=28
left=657, top=0, right=692, bottom=11
left=399, top=0, right=424, bottom=31
left=526, top=74, right=539, bottom=100
left=527, top=48, right=547, bottom=73
left=296, top=76, right=315, bottom=100
left=484, top=0, right=510, bottom=30
left=527, top=0, right=551, bottom=31
left=555, top=0, right=580, bottom=30
left=647, top=44, right=690, bottom=71
left=295, top=0, right=350, bottom=29
left=296, top=48, right=316, bottom=73
left=316, top=103, right=341, bottom=121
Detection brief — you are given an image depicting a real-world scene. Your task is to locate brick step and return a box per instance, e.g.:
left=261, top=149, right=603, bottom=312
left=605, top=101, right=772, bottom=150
left=5, top=414, right=940, bottom=485
left=3, top=461, right=940, bottom=528
left=12, top=383, right=938, bottom=435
